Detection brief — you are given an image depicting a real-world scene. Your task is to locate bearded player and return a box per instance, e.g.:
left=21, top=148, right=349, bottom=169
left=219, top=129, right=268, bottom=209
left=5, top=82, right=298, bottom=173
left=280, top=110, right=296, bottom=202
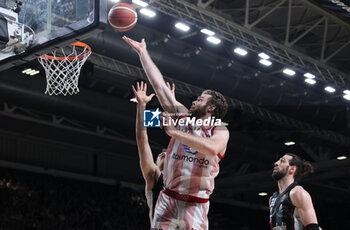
left=123, top=36, right=229, bottom=230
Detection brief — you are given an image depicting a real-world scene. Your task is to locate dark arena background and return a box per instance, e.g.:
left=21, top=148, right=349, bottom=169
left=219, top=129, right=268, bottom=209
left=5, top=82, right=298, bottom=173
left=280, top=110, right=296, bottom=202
left=1, top=0, right=350, bottom=229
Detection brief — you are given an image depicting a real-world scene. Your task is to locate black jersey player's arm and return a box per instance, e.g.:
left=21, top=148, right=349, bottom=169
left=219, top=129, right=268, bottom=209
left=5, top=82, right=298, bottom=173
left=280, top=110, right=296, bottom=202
left=123, top=36, right=187, bottom=116
left=290, top=186, right=318, bottom=227
left=133, top=82, right=161, bottom=192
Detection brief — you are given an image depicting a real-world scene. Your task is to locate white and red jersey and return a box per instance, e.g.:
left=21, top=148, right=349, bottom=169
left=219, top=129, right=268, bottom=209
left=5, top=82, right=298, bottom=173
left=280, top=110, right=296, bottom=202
left=163, top=116, right=224, bottom=200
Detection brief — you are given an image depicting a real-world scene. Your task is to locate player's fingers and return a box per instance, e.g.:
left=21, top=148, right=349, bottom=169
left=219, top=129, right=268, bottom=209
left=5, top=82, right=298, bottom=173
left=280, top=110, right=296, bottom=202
left=131, top=85, right=137, bottom=95
left=144, top=82, right=147, bottom=92
left=140, top=81, right=144, bottom=91
left=136, top=81, right=140, bottom=91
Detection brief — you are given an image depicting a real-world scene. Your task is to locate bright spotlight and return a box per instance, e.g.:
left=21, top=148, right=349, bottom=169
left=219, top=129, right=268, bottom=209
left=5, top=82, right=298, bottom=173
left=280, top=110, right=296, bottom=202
left=284, top=141, right=295, bottom=146
left=207, top=36, right=221, bottom=45
left=343, top=90, right=350, bottom=95
left=258, top=52, right=270, bottom=59
left=140, top=8, right=156, bottom=17
left=283, top=68, right=295, bottom=76
left=259, top=59, right=272, bottom=66
left=132, top=0, right=148, bottom=7
left=258, top=192, right=268, bottom=196
left=175, top=22, right=190, bottom=32
left=324, top=86, right=336, bottom=93
left=337, top=156, right=347, bottom=160
left=304, top=73, right=316, bottom=79
left=234, top=47, right=248, bottom=56
left=200, top=28, right=215, bottom=36
left=305, top=79, right=316, bottom=85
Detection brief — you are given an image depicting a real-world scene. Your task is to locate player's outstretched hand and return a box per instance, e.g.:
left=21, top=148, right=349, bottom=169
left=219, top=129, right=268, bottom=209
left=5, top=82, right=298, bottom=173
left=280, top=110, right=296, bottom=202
left=122, top=36, right=146, bottom=55
left=132, top=81, right=155, bottom=106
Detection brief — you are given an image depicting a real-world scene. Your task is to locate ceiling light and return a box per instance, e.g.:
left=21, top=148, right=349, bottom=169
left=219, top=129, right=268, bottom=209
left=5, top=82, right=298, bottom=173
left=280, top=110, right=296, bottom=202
left=284, top=141, right=295, bottom=146
left=132, top=0, right=148, bottom=7
left=207, top=36, right=221, bottom=45
left=337, top=156, right=347, bottom=160
left=258, top=192, right=268, bottom=196
left=234, top=47, right=247, bottom=56
left=305, top=78, right=316, bottom=85
left=110, top=0, right=120, bottom=3
left=175, top=22, right=190, bottom=32
left=139, top=8, right=156, bottom=17
left=304, top=73, right=315, bottom=79
left=29, top=70, right=40, bottom=76
left=343, top=94, right=350, bottom=100
left=258, top=52, right=270, bottom=59
left=324, top=86, right=336, bottom=93
left=22, top=68, right=32, bottom=74
left=130, top=98, right=138, bottom=103
left=22, top=68, right=40, bottom=76
left=343, top=90, right=350, bottom=95
left=283, top=68, right=295, bottom=76
left=200, top=28, right=215, bottom=36
left=259, top=59, right=272, bottom=66
left=27, top=69, right=37, bottom=75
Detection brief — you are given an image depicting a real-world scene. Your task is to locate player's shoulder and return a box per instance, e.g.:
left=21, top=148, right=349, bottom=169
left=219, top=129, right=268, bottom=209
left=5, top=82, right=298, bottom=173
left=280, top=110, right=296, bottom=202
left=290, top=185, right=311, bottom=205
left=290, top=185, right=306, bottom=194
left=213, top=124, right=229, bottom=133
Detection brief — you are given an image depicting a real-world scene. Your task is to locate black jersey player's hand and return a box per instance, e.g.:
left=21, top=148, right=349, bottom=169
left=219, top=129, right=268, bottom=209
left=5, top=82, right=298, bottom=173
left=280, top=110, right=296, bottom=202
left=132, top=81, right=155, bottom=106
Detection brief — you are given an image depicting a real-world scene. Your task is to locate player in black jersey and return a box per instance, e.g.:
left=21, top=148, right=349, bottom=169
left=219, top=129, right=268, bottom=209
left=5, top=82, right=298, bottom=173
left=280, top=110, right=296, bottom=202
left=133, top=81, right=174, bottom=225
left=269, top=153, right=320, bottom=230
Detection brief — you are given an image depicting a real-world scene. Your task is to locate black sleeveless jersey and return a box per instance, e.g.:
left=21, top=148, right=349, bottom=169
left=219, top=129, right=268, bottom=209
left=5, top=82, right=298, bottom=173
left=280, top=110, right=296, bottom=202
left=152, top=173, right=163, bottom=215
left=269, top=182, right=303, bottom=230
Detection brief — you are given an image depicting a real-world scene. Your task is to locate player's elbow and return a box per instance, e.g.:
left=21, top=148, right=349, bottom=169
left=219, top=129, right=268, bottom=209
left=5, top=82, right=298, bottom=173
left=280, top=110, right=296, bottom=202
left=207, top=142, right=225, bottom=156
left=205, top=145, right=219, bottom=156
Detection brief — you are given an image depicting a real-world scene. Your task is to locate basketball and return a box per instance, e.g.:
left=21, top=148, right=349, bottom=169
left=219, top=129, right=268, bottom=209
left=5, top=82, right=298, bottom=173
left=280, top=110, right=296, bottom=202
left=108, top=3, right=138, bottom=32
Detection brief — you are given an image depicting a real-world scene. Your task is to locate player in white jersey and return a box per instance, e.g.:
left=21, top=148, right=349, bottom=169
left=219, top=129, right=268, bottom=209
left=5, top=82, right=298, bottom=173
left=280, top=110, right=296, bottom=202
left=123, top=36, right=229, bottom=230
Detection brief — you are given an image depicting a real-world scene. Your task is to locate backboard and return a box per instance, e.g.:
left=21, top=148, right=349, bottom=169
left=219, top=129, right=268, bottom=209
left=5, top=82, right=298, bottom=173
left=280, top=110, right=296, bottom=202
left=0, top=0, right=107, bottom=71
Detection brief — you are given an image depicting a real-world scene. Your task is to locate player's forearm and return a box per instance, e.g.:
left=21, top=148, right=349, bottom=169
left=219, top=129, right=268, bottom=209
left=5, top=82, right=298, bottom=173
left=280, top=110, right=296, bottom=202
left=139, top=50, right=165, bottom=92
left=138, top=50, right=178, bottom=113
left=136, top=105, right=156, bottom=177
left=171, top=130, right=218, bottom=156
left=136, top=104, right=148, bottom=141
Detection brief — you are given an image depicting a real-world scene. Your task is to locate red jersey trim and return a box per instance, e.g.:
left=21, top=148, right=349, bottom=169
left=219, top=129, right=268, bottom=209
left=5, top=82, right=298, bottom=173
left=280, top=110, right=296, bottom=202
left=164, top=188, right=209, bottom=203
left=218, top=153, right=225, bottom=159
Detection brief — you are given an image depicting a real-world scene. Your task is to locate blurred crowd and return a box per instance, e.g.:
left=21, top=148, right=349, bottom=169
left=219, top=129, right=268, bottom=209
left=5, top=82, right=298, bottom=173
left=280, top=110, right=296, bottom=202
left=0, top=168, right=149, bottom=230
left=0, top=168, right=271, bottom=230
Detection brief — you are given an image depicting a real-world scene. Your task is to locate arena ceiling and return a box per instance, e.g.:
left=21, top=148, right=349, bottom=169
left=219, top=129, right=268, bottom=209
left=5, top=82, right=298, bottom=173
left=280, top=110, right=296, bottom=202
left=0, top=0, right=350, bottom=211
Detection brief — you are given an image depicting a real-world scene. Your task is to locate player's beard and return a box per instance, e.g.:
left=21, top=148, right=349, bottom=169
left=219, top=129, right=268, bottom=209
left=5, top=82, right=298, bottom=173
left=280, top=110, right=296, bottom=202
left=189, top=105, right=207, bottom=119
left=272, top=166, right=289, bottom=181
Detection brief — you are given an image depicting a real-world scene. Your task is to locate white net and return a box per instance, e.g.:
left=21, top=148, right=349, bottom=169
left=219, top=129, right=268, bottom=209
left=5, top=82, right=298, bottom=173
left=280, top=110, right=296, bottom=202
left=37, top=42, right=92, bottom=96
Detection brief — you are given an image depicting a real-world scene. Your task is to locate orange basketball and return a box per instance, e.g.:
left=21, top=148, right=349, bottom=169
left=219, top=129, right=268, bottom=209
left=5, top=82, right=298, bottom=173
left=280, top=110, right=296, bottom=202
left=108, top=3, right=138, bottom=32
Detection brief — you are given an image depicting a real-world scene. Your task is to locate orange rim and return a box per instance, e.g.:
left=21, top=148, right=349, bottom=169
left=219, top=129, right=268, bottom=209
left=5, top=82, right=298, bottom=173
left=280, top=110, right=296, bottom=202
left=38, top=42, right=92, bottom=61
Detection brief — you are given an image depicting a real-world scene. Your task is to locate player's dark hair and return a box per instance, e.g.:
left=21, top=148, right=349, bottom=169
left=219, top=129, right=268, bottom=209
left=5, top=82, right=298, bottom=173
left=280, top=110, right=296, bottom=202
left=286, top=153, right=314, bottom=181
left=202, top=89, right=228, bottom=120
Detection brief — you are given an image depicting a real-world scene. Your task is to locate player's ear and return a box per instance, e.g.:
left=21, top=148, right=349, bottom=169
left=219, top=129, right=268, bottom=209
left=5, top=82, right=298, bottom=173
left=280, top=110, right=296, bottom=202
left=207, top=104, right=216, bottom=113
left=289, top=165, right=296, bottom=175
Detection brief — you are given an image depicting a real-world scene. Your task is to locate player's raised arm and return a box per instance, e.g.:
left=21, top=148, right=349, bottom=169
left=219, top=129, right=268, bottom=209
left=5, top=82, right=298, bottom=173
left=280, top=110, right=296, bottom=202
left=123, top=36, right=187, bottom=116
left=133, top=82, right=160, bottom=190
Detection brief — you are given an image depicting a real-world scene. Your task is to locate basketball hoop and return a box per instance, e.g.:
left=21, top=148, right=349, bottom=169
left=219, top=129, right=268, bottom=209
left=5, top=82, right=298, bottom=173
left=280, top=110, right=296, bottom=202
left=37, top=42, right=92, bottom=96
